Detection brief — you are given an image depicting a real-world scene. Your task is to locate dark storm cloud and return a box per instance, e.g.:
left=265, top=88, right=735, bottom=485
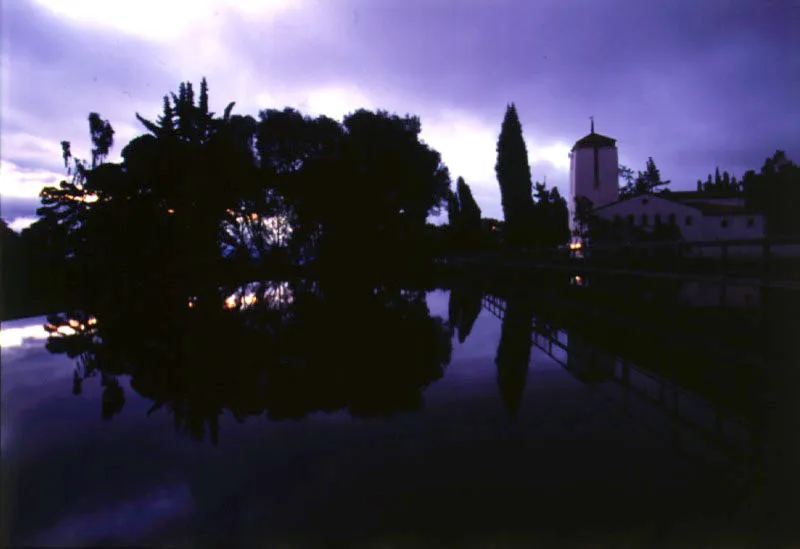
left=3, top=0, right=798, bottom=223
left=229, top=0, right=799, bottom=187
left=3, top=0, right=174, bottom=127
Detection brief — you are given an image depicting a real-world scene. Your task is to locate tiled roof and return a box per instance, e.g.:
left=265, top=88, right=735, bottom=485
left=688, top=202, right=758, bottom=216
left=664, top=190, right=741, bottom=200
left=571, top=132, right=616, bottom=151
left=592, top=192, right=760, bottom=217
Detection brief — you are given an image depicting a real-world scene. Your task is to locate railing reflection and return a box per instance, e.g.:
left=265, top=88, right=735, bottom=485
left=482, top=293, right=759, bottom=488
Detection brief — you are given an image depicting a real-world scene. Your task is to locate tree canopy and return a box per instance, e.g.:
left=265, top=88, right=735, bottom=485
left=531, top=181, right=570, bottom=248
left=24, top=79, right=453, bottom=294
left=619, top=157, right=670, bottom=198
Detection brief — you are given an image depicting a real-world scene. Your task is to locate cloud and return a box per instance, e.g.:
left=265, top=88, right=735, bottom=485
left=31, top=0, right=303, bottom=42
left=0, top=160, right=62, bottom=199
left=8, top=217, right=38, bottom=232
left=419, top=109, right=571, bottom=218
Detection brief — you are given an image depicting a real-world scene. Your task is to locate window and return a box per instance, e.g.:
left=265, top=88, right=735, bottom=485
left=685, top=216, right=693, bottom=226
left=627, top=214, right=634, bottom=226
left=655, top=214, right=662, bottom=225
left=668, top=213, right=676, bottom=225
left=747, top=217, right=754, bottom=228
left=641, top=214, right=648, bottom=226
left=721, top=218, right=729, bottom=228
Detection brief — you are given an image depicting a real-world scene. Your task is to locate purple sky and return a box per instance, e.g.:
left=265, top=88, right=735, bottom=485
left=2, top=0, right=799, bottom=229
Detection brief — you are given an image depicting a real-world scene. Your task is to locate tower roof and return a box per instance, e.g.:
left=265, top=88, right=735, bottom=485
left=571, top=132, right=617, bottom=151
left=572, top=118, right=616, bottom=151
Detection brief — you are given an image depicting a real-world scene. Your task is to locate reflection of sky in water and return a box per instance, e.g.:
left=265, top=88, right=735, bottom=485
left=1, top=292, right=759, bottom=545
left=0, top=317, right=50, bottom=348
left=25, top=484, right=193, bottom=547
left=1, top=317, right=82, bottom=451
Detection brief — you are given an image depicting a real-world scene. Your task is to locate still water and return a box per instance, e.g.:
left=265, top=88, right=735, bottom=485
left=0, top=281, right=788, bottom=546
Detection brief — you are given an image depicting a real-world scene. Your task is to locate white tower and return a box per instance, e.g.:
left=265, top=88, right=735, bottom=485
left=568, top=118, right=619, bottom=235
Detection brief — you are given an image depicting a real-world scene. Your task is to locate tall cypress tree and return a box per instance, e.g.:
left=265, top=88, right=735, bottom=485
left=495, top=103, right=534, bottom=247
left=446, top=187, right=461, bottom=227
left=456, top=177, right=482, bottom=231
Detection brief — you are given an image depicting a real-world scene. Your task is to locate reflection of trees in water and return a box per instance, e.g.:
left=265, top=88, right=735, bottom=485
left=494, top=296, right=534, bottom=420
left=44, top=281, right=452, bottom=444
left=46, top=311, right=127, bottom=420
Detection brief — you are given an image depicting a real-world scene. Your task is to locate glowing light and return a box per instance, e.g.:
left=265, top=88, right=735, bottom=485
left=87, top=317, right=98, bottom=326
left=250, top=213, right=259, bottom=221
left=187, top=301, right=195, bottom=308
left=57, top=326, right=77, bottom=336
left=68, top=319, right=81, bottom=328
left=243, top=294, right=257, bottom=306
left=224, top=295, right=238, bottom=309
left=167, top=209, right=175, bottom=214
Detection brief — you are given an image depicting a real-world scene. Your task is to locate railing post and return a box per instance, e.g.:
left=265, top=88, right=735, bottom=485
left=721, top=243, right=729, bottom=277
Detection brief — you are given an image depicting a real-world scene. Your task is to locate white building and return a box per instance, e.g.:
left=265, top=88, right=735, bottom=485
left=568, top=120, right=619, bottom=235
left=592, top=193, right=764, bottom=242
left=567, top=122, right=768, bottom=254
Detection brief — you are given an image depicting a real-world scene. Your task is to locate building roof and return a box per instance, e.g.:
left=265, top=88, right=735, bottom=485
left=592, top=192, right=760, bottom=217
left=662, top=190, right=704, bottom=200
left=689, top=202, right=758, bottom=217
left=571, top=131, right=617, bottom=151
left=662, top=189, right=741, bottom=200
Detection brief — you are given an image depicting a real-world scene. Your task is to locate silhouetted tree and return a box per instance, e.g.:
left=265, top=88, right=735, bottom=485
left=445, top=176, right=483, bottom=251
left=495, top=103, right=534, bottom=247
left=639, top=157, right=670, bottom=192
left=618, top=164, right=635, bottom=197
left=278, top=108, right=451, bottom=268
left=88, top=112, right=115, bottom=168
left=35, top=79, right=267, bottom=294
left=619, top=158, right=670, bottom=197
left=446, top=187, right=461, bottom=227
left=1, top=219, right=26, bottom=316
left=531, top=181, right=570, bottom=248
left=741, top=150, right=800, bottom=236
left=573, top=196, right=594, bottom=239
left=24, top=79, right=455, bottom=318
left=456, top=177, right=482, bottom=230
